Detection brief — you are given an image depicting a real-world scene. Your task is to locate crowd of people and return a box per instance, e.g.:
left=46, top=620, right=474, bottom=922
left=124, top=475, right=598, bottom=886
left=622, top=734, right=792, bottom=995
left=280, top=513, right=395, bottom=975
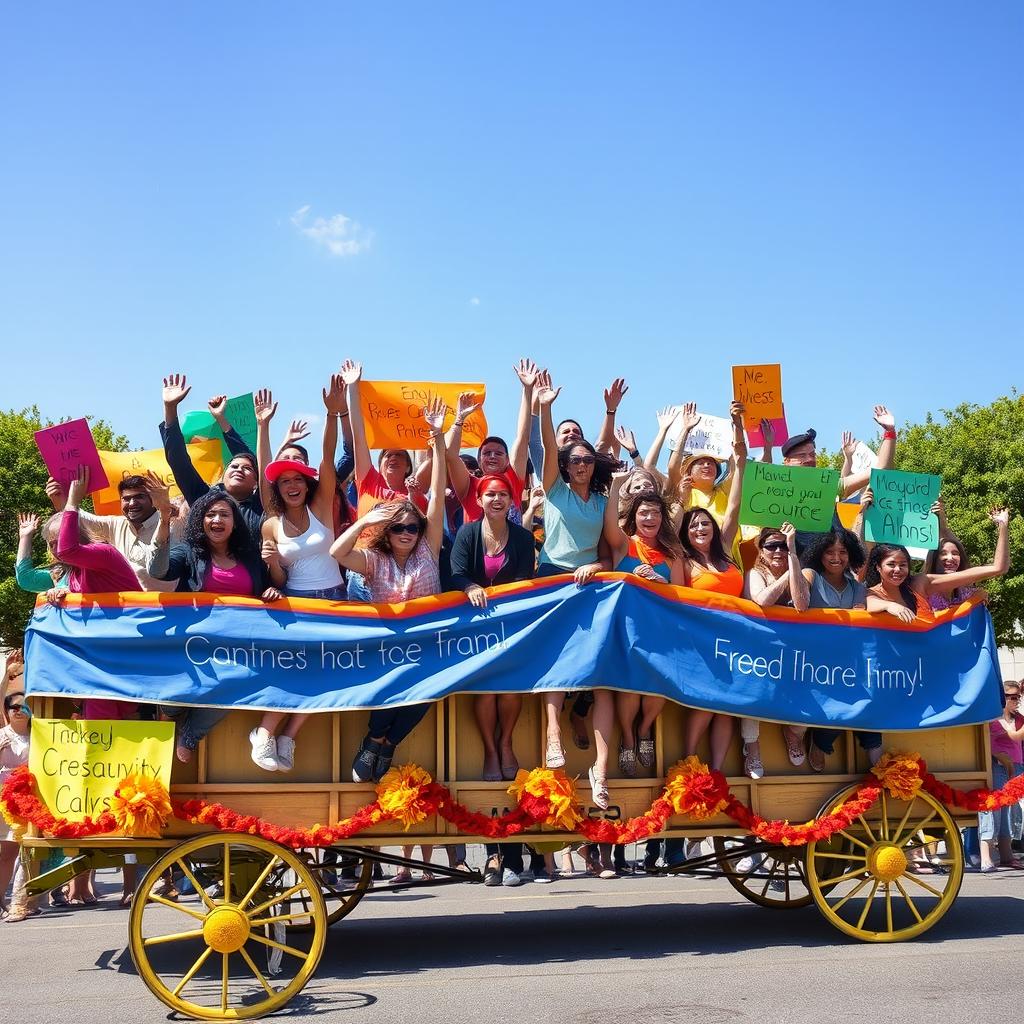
left=2, top=360, right=1017, bottom=909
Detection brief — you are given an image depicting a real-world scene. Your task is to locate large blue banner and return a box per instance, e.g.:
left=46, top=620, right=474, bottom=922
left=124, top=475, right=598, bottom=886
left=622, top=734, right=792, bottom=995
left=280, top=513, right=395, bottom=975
left=24, top=577, right=1002, bottom=731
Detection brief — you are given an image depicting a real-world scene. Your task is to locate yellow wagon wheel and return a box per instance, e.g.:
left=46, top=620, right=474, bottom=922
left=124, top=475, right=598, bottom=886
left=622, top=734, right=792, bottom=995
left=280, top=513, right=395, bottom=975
left=712, top=836, right=813, bottom=909
left=807, top=784, right=963, bottom=942
left=129, top=834, right=327, bottom=1020
left=282, top=848, right=373, bottom=933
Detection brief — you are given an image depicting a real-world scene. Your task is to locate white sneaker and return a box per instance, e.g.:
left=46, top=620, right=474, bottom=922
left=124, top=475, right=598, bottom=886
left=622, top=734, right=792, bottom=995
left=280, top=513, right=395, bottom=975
left=249, top=729, right=280, bottom=771
left=501, top=869, right=523, bottom=887
left=276, top=735, right=295, bottom=772
left=684, top=839, right=704, bottom=860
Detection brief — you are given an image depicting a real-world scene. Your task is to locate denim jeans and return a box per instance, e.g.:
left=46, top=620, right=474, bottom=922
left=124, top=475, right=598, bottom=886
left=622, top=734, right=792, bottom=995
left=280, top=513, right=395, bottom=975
left=161, top=706, right=227, bottom=749
left=282, top=584, right=346, bottom=600
left=979, top=759, right=1017, bottom=840
left=811, top=729, right=882, bottom=755
left=484, top=844, right=544, bottom=874
left=367, top=704, right=430, bottom=746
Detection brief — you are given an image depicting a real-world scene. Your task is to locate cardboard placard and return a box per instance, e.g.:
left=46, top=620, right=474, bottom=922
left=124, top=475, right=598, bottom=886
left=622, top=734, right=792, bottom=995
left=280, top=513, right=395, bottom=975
left=358, top=381, right=488, bottom=450
left=181, top=393, right=257, bottom=463
left=745, top=406, right=790, bottom=449
left=92, top=441, right=223, bottom=515
left=732, top=364, right=783, bottom=430
left=29, top=718, right=174, bottom=822
left=34, top=418, right=109, bottom=492
left=864, top=468, right=941, bottom=550
left=668, top=412, right=733, bottom=458
left=739, top=462, right=840, bottom=532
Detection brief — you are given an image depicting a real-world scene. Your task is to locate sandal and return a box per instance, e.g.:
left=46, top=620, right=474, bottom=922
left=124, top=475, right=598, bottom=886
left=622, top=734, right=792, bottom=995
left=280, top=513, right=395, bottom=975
left=588, top=766, right=609, bottom=811
left=808, top=742, right=825, bottom=774
left=637, top=736, right=655, bottom=769
left=618, top=744, right=637, bottom=778
left=742, top=743, right=764, bottom=781
left=782, top=726, right=806, bottom=767
left=390, top=868, right=413, bottom=884
left=545, top=739, right=566, bottom=769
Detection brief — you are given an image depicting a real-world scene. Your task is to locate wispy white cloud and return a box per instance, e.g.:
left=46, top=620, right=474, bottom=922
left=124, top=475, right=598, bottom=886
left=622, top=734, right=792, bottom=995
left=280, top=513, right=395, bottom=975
left=291, top=205, right=372, bottom=257
left=469, top=296, right=481, bottom=306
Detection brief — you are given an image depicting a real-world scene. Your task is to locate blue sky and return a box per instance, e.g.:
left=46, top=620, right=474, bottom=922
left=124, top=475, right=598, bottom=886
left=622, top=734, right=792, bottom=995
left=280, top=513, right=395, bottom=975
left=1, top=3, right=1020, bottom=460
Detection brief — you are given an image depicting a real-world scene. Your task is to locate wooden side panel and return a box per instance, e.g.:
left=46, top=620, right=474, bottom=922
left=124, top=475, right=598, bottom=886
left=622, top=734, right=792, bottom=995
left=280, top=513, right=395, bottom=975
left=204, top=710, right=335, bottom=783
left=449, top=692, right=542, bottom=782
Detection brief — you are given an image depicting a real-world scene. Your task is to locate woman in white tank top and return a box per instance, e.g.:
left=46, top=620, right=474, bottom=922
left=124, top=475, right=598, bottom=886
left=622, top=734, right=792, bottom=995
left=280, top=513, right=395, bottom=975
left=249, top=375, right=347, bottom=773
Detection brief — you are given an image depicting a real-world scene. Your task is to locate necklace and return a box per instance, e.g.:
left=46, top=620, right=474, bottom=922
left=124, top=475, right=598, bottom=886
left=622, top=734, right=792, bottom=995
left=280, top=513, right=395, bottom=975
left=482, top=520, right=509, bottom=556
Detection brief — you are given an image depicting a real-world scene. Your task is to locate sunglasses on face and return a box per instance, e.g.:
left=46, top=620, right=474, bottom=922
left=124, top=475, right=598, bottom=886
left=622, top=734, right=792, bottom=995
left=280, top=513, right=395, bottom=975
left=1006, top=694, right=1021, bottom=702
left=388, top=522, right=422, bottom=536
left=762, top=542, right=788, bottom=552
left=6, top=703, right=26, bottom=713
left=568, top=455, right=595, bottom=466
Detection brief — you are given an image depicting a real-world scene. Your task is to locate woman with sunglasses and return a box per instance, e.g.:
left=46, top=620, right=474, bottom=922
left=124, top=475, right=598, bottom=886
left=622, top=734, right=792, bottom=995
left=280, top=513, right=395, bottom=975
left=0, top=693, right=31, bottom=919
left=739, top=523, right=809, bottom=779
left=534, top=371, right=617, bottom=807
left=979, top=682, right=1024, bottom=872
left=248, top=374, right=348, bottom=773
left=332, top=396, right=449, bottom=784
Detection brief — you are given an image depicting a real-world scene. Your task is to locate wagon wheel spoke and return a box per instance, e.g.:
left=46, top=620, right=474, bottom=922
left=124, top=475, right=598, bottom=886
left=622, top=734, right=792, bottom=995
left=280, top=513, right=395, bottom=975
left=247, top=931, right=310, bottom=961
left=247, top=882, right=309, bottom=920
left=238, top=855, right=282, bottom=910
left=893, top=878, right=924, bottom=923
left=884, top=882, right=893, bottom=932
left=879, top=791, right=889, bottom=840
left=171, top=946, right=214, bottom=998
left=854, top=880, right=880, bottom=931
left=902, top=871, right=944, bottom=898
left=855, top=814, right=877, bottom=844
left=223, top=842, right=231, bottom=901
left=238, top=945, right=276, bottom=997
left=825, top=864, right=872, bottom=887
left=146, top=892, right=207, bottom=921
left=759, top=857, right=781, bottom=899
left=837, top=829, right=871, bottom=851
left=249, top=911, right=317, bottom=927
left=175, top=858, right=217, bottom=911
left=812, top=851, right=866, bottom=862
left=894, top=809, right=937, bottom=849
left=143, top=927, right=206, bottom=948
left=890, top=795, right=918, bottom=847
left=827, top=875, right=872, bottom=914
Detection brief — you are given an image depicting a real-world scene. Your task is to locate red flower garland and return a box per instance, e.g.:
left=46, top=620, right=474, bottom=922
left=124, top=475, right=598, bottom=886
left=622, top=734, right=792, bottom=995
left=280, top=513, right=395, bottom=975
left=2, top=756, right=1017, bottom=851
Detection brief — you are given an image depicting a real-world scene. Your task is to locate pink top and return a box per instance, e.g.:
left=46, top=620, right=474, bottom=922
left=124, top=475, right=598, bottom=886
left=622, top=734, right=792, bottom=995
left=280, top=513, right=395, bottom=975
left=483, top=551, right=507, bottom=584
left=990, top=717, right=1023, bottom=763
left=57, top=508, right=141, bottom=593
left=363, top=543, right=440, bottom=603
left=203, top=562, right=254, bottom=595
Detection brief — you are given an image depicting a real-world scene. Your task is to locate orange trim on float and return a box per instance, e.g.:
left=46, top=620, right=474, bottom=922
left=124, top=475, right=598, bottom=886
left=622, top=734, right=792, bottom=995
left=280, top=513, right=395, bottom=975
left=34, top=574, right=982, bottom=633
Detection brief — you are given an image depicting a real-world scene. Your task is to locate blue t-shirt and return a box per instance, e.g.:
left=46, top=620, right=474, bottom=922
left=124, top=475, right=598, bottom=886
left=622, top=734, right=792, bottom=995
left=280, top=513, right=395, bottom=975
left=539, top=477, right=607, bottom=570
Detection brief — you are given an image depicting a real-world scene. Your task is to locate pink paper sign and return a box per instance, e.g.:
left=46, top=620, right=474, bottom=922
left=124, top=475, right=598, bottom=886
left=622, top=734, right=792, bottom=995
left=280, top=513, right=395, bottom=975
left=34, top=418, right=109, bottom=492
left=746, top=406, right=789, bottom=448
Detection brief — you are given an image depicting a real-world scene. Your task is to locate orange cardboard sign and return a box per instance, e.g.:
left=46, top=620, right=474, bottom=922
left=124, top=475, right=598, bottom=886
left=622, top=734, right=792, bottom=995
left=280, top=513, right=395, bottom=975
left=732, top=364, right=783, bottom=429
left=358, top=381, right=488, bottom=450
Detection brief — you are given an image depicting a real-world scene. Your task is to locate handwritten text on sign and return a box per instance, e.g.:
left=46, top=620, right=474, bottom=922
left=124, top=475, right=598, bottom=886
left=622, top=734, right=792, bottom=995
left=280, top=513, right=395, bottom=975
left=739, top=462, right=839, bottom=532
left=359, top=381, right=488, bottom=450
left=865, top=469, right=941, bottom=550
left=669, top=412, right=732, bottom=457
left=29, top=718, right=174, bottom=820
left=92, top=441, right=223, bottom=515
left=732, top=364, right=783, bottom=430
left=34, top=418, right=109, bottom=491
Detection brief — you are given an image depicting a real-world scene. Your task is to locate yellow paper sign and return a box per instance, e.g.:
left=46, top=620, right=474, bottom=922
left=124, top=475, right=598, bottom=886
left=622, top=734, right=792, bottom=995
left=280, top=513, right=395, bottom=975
left=92, top=441, right=223, bottom=515
left=732, top=364, right=784, bottom=429
left=358, top=381, right=488, bottom=450
left=29, top=718, right=174, bottom=820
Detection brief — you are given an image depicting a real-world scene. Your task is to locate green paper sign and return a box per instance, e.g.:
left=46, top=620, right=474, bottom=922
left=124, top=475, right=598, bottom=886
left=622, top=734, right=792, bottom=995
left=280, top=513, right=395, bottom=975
left=739, top=462, right=840, bottom=533
left=864, top=468, right=940, bottom=550
left=181, top=393, right=257, bottom=463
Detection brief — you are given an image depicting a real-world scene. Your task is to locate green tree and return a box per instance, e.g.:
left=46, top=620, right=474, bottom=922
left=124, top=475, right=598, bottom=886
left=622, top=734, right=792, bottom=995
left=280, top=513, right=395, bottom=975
left=0, top=408, right=130, bottom=650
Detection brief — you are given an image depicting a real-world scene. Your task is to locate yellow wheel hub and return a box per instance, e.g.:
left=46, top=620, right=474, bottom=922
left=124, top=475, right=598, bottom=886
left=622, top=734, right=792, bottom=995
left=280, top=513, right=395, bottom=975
left=202, top=905, right=251, bottom=953
left=867, top=843, right=907, bottom=882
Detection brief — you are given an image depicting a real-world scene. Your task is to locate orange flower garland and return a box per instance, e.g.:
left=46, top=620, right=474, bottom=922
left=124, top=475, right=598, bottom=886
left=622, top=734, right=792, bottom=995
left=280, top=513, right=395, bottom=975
left=3, top=754, right=1022, bottom=851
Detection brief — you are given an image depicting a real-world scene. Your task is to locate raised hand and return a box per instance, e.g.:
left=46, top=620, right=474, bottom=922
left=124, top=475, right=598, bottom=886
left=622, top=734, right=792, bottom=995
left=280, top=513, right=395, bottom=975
left=860, top=486, right=874, bottom=509
left=18, top=513, right=39, bottom=539
left=423, top=395, right=448, bottom=434
left=144, top=471, right=172, bottom=514
left=841, top=431, right=857, bottom=457
left=680, top=402, right=700, bottom=433
left=535, top=370, right=561, bottom=407
left=162, top=373, right=192, bottom=408
left=990, top=507, right=1011, bottom=527
left=283, top=419, right=310, bottom=446
left=603, top=378, right=629, bottom=413
left=513, top=358, right=539, bottom=389
left=780, top=521, right=797, bottom=551
left=929, top=496, right=945, bottom=518
left=67, top=465, right=90, bottom=507
left=323, top=373, right=347, bottom=415
left=362, top=502, right=401, bottom=528
left=656, top=405, right=680, bottom=430
left=339, top=359, right=362, bottom=386
left=759, top=418, right=775, bottom=448
left=253, top=388, right=278, bottom=424
left=45, top=476, right=65, bottom=505
left=677, top=474, right=693, bottom=501
left=455, top=391, right=483, bottom=423
left=729, top=400, right=745, bottom=426
left=208, top=395, right=228, bottom=419
left=615, top=425, right=637, bottom=453
left=873, top=405, right=895, bottom=430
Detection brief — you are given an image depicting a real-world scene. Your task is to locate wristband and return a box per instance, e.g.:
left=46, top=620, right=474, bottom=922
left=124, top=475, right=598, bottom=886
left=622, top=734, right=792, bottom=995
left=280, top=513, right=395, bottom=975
left=605, top=409, right=615, bottom=415
left=454, top=419, right=464, bottom=428
left=628, top=448, right=640, bottom=460
left=339, top=411, right=349, bottom=418
left=882, top=428, right=896, bottom=440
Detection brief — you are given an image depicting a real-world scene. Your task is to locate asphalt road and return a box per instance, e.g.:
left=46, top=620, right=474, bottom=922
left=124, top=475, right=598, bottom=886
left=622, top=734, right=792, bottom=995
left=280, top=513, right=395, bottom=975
left=6, top=853, right=1024, bottom=1024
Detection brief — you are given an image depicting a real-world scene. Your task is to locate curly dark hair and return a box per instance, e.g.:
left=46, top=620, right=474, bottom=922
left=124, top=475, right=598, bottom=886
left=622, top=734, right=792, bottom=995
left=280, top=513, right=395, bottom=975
left=366, top=500, right=427, bottom=554
left=183, top=490, right=255, bottom=560
left=622, top=492, right=683, bottom=562
left=678, top=507, right=734, bottom=571
left=556, top=440, right=617, bottom=495
left=269, top=473, right=320, bottom=516
left=800, top=528, right=866, bottom=575
left=864, top=543, right=917, bottom=609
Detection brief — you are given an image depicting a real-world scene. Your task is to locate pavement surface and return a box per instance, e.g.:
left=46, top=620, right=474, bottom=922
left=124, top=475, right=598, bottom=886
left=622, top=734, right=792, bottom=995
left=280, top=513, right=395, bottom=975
left=5, top=850, right=1024, bottom=1024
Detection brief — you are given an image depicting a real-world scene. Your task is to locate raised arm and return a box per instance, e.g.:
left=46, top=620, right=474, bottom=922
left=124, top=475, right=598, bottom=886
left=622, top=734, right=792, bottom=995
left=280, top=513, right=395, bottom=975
left=720, top=411, right=747, bottom=553
left=509, top=358, right=538, bottom=480
left=923, top=497, right=959, bottom=573
left=758, top=418, right=775, bottom=463
left=644, top=405, right=680, bottom=472
left=921, top=508, right=1012, bottom=595
left=330, top=504, right=396, bottom=576
left=666, top=402, right=700, bottom=495
left=340, top=360, right=371, bottom=484
left=208, top=395, right=254, bottom=460
left=444, top=391, right=483, bottom=500
left=56, top=466, right=104, bottom=568
left=160, top=373, right=211, bottom=505
left=602, top=473, right=631, bottom=563
left=422, top=396, right=449, bottom=559
left=614, top=425, right=643, bottom=469
left=253, top=388, right=279, bottom=514
left=316, top=373, right=344, bottom=520
left=535, top=370, right=563, bottom=491
left=841, top=406, right=896, bottom=497
left=595, top=377, right=628, bottom=456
